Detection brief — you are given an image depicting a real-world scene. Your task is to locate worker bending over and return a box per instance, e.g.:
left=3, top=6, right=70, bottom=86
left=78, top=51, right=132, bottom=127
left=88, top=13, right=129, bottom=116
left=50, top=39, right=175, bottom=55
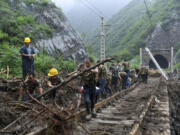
left=18, top=73, right=43, bottom=101
left=139, top=64, right=149, bottom=83
left=47, top=68, right=63, bottom=98
left=119, top=72, right=128, bottom=90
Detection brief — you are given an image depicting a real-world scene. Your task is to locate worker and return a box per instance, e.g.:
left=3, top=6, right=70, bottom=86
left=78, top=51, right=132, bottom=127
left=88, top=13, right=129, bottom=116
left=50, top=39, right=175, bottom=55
left=122, top=60, right=130, bottom=75
left=117, top=61, right=122, bottom=72
left=81, top=57, right=98, bottom=119
left=110, top=64, right=119, bottom=92
left=105, top=71, right=112, bottom=95
left=76, top=86, right=101, bottom=109
left=75, top=86, right=83, bottom=110
left=139, top=64, right=149, bottom=83
left=97, top=60, right=108, bottom=99
left=18, top=73, right=43, bottom=101
left=20, top=37, right=35, bottom=80
left=119, top=72, right=128, bottom=90
left=47, top=68, right=63, bottom=98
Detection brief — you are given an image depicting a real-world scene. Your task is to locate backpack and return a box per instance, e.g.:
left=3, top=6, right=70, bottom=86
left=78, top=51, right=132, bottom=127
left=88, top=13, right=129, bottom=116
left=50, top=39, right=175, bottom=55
left=112, top=67, right=118, bottom=78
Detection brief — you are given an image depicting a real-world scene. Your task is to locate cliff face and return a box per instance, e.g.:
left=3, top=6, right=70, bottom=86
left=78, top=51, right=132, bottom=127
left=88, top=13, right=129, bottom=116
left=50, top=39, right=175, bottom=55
left=2, top=0, right=87, bottom=62
left=147, top=10, right=180, bottom=49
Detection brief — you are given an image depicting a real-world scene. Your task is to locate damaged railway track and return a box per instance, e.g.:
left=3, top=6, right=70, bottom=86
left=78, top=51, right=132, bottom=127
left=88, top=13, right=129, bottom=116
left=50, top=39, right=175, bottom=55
left=74, top=76, right=171, bottom=135
left=0, top=75, right=171, bottom=135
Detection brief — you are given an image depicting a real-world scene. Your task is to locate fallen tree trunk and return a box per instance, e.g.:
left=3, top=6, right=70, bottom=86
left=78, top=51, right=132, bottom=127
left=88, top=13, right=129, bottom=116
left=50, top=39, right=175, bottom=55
left=36, top=58, right=113, bottom=100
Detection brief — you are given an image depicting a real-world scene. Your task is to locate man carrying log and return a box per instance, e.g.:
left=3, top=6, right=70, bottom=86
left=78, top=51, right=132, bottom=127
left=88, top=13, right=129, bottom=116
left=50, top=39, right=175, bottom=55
left=122, top=59, right=130, bottom=75
left=97, top=60, right=108, bottom=99
left=139, top=64, right=149, bottom=83
left=81, top=57, right=98, bottom=120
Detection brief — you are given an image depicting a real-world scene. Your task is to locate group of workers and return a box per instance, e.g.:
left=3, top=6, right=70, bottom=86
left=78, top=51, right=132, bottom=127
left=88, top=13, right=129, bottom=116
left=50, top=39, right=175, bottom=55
left=18, top=37, right=149, bottom=120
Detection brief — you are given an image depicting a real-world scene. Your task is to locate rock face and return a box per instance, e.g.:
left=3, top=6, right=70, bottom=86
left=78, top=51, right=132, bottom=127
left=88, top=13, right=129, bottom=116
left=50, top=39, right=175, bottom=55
left=146, top=10, right=180, bottom=50
left=12, top=0, right=87, bottom=62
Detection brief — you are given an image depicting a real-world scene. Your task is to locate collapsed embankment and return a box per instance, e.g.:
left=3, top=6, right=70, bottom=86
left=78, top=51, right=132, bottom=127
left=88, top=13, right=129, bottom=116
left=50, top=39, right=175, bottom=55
left=168, top=80, right=180, bottom=135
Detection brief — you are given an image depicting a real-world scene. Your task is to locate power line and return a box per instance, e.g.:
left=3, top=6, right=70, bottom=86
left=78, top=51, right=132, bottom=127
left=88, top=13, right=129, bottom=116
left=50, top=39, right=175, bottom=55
left=79, top=0, right=102, bottom=18
left=144, top=0, right=153, bottom=26
left=84, top=0, right=105, bottom=17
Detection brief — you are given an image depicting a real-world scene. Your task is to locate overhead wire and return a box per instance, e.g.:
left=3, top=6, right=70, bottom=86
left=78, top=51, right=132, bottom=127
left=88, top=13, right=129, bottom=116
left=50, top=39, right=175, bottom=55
left=84, top=0, right=105, bottom=17
left=143, top=0, right=153, bottom=26
left=79, top=0, right=102, bottom=18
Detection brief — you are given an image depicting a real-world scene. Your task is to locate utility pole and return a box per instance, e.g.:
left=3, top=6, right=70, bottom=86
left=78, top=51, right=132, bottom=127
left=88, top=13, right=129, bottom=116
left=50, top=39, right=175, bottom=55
left=100, top=17, right=105, bottom=61
left=171, top=47, right=174, bottom=73
left=140, top=48, right=142, bottom=66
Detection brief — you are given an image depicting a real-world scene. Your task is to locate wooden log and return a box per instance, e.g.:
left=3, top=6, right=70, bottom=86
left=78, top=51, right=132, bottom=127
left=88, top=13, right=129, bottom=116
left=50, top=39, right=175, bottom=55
left=36, top=58, right=113, bottom=100
left=65, top=70, right=78, bottom=77
left=0, top=69, right=6, bottom=74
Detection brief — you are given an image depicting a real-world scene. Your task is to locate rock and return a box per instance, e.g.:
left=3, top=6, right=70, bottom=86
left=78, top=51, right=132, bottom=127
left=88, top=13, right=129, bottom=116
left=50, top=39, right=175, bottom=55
left=146, top=10, right=180, bottom=50
left=9, top=0, right=88, bottom=62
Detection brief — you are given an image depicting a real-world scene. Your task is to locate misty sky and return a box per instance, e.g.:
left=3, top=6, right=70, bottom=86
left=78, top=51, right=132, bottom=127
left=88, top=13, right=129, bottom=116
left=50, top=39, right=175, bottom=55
left=52, top=0, right=131, bottom=13
left=52, top=0, right=75, bottom=12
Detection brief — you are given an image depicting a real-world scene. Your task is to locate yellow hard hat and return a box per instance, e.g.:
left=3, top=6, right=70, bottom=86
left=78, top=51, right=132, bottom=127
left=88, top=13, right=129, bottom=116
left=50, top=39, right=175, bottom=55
left=24, top=37, right=31, bottom=43
left=48, top=68, right=58, bottom=77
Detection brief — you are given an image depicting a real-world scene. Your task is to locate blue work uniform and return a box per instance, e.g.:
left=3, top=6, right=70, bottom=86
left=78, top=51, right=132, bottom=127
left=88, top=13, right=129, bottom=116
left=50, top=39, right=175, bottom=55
left=20, top=45, right=35, bottom=80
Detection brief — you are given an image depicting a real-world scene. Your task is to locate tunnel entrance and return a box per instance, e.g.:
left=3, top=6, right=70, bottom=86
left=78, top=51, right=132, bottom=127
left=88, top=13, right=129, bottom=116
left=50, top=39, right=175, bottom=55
left=149, top=54, right=169, bottom=69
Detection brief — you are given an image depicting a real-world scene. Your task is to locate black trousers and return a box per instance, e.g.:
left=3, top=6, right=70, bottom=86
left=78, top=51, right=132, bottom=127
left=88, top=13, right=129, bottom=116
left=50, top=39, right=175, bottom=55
left=141, top=74, right=148, bottom=83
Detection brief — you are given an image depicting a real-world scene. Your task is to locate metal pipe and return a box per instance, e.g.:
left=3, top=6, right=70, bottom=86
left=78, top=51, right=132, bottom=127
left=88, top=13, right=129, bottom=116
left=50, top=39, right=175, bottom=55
left=145, top=48, right=168, bottom=80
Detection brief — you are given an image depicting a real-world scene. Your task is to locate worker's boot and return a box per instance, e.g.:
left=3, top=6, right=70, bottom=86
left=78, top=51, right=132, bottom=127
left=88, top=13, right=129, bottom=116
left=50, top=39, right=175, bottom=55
left=91, top=109, right=97, bottom=118
left=85, top=103, right=92, bottom=120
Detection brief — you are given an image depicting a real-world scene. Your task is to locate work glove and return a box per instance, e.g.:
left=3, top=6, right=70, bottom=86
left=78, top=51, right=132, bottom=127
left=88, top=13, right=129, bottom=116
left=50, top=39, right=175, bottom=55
left=18, top=98, right=22, bottom=102
left=40, top=97, right=45, bottom=103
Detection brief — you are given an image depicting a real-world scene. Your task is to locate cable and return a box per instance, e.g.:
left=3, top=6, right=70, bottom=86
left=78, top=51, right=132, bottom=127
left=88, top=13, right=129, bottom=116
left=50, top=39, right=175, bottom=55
left=84, top=0, right=105, bottom=17
left=79, top=0, right=102, bottom=18
left=144, top=0, right=153, bottom=26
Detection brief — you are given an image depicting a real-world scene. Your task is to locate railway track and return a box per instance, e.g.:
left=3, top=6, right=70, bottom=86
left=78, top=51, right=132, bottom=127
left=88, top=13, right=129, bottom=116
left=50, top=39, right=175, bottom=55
left=75, top=77, right=171, bottom=135
left=1, top=76, right=171, bottom=135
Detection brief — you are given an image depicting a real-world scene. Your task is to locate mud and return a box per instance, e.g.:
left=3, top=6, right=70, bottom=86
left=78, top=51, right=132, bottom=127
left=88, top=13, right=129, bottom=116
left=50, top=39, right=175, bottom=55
left=0, top=76, right=81, bottom=135
left=168, top=80, right=180, bottom=135
left=1, top=76, right=179, bottom=135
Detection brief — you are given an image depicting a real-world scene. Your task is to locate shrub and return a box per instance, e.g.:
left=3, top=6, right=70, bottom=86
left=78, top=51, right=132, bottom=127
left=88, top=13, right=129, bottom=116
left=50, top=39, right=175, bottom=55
left=41, top=0, right=49, bottom=7
left=0, top=44, right=22, bottom=77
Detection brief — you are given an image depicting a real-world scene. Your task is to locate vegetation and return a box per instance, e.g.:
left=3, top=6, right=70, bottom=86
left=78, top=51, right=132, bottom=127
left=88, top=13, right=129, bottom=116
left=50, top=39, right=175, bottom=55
left=0, top=44, right=76, bottom=78
left=0, top=0, right=76, bottom=78
left=0, top=0, right=55, bottom=46
left=87, top=0, right=179, bottom=60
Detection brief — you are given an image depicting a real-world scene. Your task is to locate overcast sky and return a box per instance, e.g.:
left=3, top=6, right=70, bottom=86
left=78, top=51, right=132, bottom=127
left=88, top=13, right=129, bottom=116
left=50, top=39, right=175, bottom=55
left=52, top=0, right=75, bottom=12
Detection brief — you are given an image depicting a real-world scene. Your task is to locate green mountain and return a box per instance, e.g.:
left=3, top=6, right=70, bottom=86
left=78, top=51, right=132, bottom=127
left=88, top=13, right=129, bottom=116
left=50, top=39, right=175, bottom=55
left=0, top=0, right=87, bottom=62
left=87, top=0, right=180, bottom=60
left=0, top=0, right=87, bottom=76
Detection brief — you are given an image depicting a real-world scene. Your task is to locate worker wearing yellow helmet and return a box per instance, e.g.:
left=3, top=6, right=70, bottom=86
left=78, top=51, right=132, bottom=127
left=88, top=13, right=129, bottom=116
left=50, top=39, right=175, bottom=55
left=20, top=37, right=36, bottom=80
left=47, top=68, right=63, bottom=98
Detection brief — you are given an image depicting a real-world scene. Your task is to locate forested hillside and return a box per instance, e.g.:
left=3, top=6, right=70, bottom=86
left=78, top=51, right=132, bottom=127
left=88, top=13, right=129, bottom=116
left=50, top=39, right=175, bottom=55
left=0, top=0, right=86, bottom=77
left=87, top=0, right=180, bottom=60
